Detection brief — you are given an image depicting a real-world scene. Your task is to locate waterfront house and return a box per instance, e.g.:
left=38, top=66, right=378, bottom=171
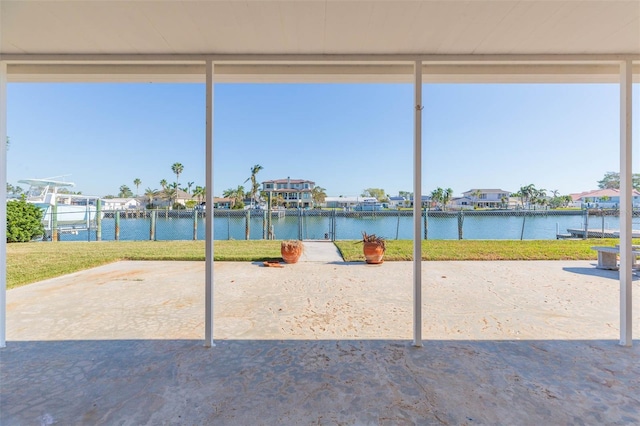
left=354, top=198, right=384, bottom=211
left=196, top=197, right=235, bottom=210
left=388, top=196, right=407, bottom=209
left=213, top=197, right=234, bottom=209
left=102, top=198, right=141, bottom=211
left=262, top=178, right=315, bottom=208
left=450, top=196, right=474, bottom=210
left=462, top=189, right=511, bottom=209
left=407, top=195, right=432, bottom=208
left=323, top=196, right=373, bottom=210
left=152, top=189, right=193, bottom=208
left=570, top=189, right=640, bottom=209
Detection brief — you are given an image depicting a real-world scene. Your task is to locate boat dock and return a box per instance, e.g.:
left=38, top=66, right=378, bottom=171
left=559, top=228, right=640, bottom=239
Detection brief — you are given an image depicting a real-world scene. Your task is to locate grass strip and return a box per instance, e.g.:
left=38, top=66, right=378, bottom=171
left=6, top=241, right=280, bottom=289
left=334, top=239, right=614, bottom=262
left=6, top=239, right=618, bottom=289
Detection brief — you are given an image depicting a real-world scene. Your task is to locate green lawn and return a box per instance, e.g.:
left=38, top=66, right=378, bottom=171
left=6, top=241, right=280, bottom=289
left=6, top=239, right=616, bottom=290
left=336, top=239, right=608, bottom=261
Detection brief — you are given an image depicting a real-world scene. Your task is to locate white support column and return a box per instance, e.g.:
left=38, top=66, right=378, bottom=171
left=619, top=59, right=633, bottom=347
left=204, top=60, right=215, bottom=348
left=0, top=62, right=7, bottom=348
left=413, top=60, right=423, bottom=348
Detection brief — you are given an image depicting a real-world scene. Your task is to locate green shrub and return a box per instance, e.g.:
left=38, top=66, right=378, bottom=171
left=172, top=202, right=186, bottom=210
left=6, top=199, right=45, bottom=242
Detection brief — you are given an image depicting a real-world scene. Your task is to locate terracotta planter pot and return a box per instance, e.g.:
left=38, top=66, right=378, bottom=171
left=363, top=242, right=385, bottom=264
left=281, top=242, right=303, bottom=264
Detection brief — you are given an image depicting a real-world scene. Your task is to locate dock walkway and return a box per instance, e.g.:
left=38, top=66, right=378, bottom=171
left=561, top=228, right=640, bottom=239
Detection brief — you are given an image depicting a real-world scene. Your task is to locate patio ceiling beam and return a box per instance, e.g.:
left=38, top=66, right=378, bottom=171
left=7, top=63, right=640, bottom=85
left=619, top=59, right=633, bottom=347
left=1, top=53, right=639, bottom=64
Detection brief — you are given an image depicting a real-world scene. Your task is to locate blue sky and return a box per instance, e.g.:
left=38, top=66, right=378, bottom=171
left=6, top=82, right=639, bottom=198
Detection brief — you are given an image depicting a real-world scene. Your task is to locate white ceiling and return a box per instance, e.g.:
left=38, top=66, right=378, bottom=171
left=2, top=0, right=639, bottom=56
left=1, top=0, right=639, bottom=83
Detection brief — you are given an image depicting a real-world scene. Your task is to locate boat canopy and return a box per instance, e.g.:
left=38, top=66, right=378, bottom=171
left=17, top=179, right=76, bottom=188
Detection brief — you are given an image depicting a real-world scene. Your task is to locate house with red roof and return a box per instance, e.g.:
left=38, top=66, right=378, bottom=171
left=570, top=188, right=640, bottom=208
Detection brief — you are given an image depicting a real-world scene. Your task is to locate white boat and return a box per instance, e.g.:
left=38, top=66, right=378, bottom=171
left=18, top=178, right=102, bottom=237
left=354, top=198, right=384, bottom=212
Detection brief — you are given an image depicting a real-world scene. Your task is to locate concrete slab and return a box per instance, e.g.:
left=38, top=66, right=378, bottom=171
left=2, top=260, right=640, bottom=424
left=300, top=240, right=344, bottom=262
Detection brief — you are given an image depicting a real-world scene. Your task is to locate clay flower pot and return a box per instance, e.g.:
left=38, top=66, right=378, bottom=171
left=363, top=241, right=385, bottom=264
left=281, top=240, right=304, bottom=264
left=361, top=231, right=385, bottom=264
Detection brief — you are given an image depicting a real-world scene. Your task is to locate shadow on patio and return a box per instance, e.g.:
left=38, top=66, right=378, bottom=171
left=2, top=338, right=639, bottom=424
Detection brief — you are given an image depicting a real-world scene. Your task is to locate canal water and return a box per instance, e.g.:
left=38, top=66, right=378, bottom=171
left=54, top=210, right=637, bottom=242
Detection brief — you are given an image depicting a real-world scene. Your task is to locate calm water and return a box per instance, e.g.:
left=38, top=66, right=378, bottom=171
left=55, top=210, right=638, bottom=242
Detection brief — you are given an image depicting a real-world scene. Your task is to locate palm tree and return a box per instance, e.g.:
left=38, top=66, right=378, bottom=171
left=160, top=179, right=168, bottom=191
left=500, top=195, right=509, bottom=209
left=164, top=183, right=178, bottom=207
left=193, top=186, right=206, bottom=204
left=144, top=187, right=158, bottom=208
left=274, top=194, right=285, bottom=208
left=170, top=182, right=180, bottom=204
left=533, top=188, right=547, bottom=208
left=133, top=178, right=142, bottom=196
left=538, top=197, right=549, bottom=209
left=119, top=185, right=133, bottom=198
left=222, top=187, right=234, bottom=198
left=430, top=188, right=443, bottom=210
left=442, top=188, right=453, bottom=211
left=223, top=185, right=245, bottom=209
left=171, top=163, right=184, bottom=188
left=518, top=184, right=536, bottom=209
left=244, top=164, right=263, bottom=208
left=311, top=186, right=327, bottom=206
left=186, top=181, right=194, bottom=195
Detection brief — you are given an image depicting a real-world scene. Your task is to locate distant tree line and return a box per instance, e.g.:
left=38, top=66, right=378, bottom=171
left=597, top=171, right=640, bottom=192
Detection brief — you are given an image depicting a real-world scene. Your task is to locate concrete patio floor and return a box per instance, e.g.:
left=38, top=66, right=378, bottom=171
left=2, top=260, right=640, bottom=424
